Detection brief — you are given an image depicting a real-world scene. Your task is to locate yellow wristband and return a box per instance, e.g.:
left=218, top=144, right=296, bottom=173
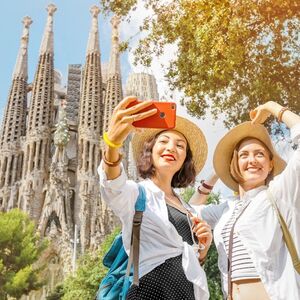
left=103, top=132, right=123, bottom=149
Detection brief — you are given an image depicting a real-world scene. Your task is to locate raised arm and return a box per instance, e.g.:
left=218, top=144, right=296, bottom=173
left=103, top=96, right=157, bottom=179
left=189, top=173, right=219, bottom=205
left=250, top=101, right=300, bottom=128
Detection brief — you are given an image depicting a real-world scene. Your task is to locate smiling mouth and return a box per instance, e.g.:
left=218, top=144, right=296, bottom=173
left=246, top=167, right=261, bottom=172
left=161, top=154, right=176, bottom=161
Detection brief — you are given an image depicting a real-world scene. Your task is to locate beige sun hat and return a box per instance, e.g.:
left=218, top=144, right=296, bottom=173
left=131, top=116, right=208, bottom=175
left=213, top=121, right=287, bottom=192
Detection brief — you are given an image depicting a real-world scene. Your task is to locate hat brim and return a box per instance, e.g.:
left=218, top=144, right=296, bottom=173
left=131, top=116, right=208, bottom=175
left=213, top=121, right=286, bottom=192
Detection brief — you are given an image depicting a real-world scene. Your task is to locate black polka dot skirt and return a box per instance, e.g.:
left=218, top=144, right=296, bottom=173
left=126, top=205, right=196, bottom=300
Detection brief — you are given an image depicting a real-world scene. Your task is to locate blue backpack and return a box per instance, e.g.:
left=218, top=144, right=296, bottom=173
left=96, top=185, right=146, bottom=300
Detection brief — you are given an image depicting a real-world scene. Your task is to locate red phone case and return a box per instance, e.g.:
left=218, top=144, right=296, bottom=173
left=128, top=101, right=177, bottom=129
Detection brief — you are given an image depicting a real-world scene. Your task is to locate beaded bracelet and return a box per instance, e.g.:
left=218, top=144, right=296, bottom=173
left=103, top=132, right=123, bottom=149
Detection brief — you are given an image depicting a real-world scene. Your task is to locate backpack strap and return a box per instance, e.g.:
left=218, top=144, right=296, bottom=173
left=267, top=189, right=300, bottom=274
left=125, top=184, right=147, bottom=286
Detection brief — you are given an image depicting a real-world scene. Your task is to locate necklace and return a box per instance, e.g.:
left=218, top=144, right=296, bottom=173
left=165, top=194, right=192, bottom=217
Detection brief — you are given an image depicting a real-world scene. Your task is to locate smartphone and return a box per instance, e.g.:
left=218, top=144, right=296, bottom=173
left=127, top=100, right=177, bottom=129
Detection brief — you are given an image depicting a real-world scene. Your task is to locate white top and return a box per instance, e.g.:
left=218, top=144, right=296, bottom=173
left=221, top=198, right=259, bottom=281
left=98, top=166, right=209, bottom=300
left=194, top=123, right=300, bottom=300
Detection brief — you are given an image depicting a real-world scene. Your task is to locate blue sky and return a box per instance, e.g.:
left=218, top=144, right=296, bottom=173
left=0, top=1, right=131, bottom=115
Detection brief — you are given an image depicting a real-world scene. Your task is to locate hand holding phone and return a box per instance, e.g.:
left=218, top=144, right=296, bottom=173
left=127, top=100, right=177, bottom=129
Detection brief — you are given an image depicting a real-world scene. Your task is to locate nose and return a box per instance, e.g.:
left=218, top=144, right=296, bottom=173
left=166, top=141, right=176, bottom=153
left=248, top=154, right=257, bottom=165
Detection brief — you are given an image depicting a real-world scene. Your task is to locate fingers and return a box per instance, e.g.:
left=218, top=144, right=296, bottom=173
left=192, top=219, right=211, bottom=236
left=193, top=223, right=211, bottom=236
left=124, top=100, right=156, bottom=116
left=249, top=109, right=257, bottom=121
left=117, top=96, right=138, bottom=110
left=122, top=108, right=157, bottom=124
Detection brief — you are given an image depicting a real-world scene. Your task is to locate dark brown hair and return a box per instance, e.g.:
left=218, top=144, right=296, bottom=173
left=230, top=137, right=274, bottom=184
left=137, top=132, right=196, bottom=188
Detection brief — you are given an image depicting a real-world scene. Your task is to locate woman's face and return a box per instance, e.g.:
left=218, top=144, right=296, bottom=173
left=237, top=138, right=273, bottom=189
left=152, top=130, right=187, bottom=176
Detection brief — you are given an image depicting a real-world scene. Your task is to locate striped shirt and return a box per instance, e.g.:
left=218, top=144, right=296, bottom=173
left=221, top=199, right=260, bottom=281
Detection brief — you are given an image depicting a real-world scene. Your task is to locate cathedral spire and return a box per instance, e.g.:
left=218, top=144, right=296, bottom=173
left=108, top=15, right=121, bottom=75
left=86, top=5, right=100, bottom=55
left=0, top=16, right=32, bottom=210
left=102, top=15, right=123, bottom=133
left=20, top=4, right=57, bottom=222
left=77, top=5, right=104, bottom=253
left=39, top=4, right=56, bottom=55
left=13, top=16, right=32, bottom=79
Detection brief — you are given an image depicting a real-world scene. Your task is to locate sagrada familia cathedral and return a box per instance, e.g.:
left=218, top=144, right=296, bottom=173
left=0, top=4, right=159, bottom=298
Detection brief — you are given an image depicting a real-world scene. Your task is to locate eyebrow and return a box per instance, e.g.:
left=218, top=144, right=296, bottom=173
left=238, top=148, right=267, bottom=153
left=158, top=134, right=187, bottom=144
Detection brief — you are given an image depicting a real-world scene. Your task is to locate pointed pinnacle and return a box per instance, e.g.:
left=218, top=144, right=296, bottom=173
left=22, top=16, right=33, bottom=28
left=90, top=5, right=100, bottom=17
left=47, top=3, right=57, bottom=16
left=111, top=15, right=121, bottom=27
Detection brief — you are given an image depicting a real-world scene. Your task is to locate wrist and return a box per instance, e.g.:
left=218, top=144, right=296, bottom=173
left=103, top=132, right=123, bottom=149
left=197, top=179, right=214, bottom=195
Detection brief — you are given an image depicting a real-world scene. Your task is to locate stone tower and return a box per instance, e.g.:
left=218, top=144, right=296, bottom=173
left=125, top=72, right=159, bottom=100
left=0, top=17, right=32, bottom=211
left=125, top=73, right=160, bottom=180
left=77, top=6, right=115, bottom=253
left=102, top=15, right=123, bottom=133
left=20, top=4, right=57, bottom=222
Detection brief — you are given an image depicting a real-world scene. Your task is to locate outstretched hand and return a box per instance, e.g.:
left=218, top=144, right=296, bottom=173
left=107, top=96, right=157, bottom=145
left=250, top=103, right=271, bottom=124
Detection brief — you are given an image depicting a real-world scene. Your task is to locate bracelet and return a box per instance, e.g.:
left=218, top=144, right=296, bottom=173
left=197, top=186, right=210, bottom=195
left=200, top=180, right=214, bottom=190
left=102, top=151, right=123, bottom=167
left=277, top=107, right=289, bottom=123
left=103, top=132, right=123, bottom=149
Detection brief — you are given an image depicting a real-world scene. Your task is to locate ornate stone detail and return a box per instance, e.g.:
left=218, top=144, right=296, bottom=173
left=39, top=4, right=57, bottom=54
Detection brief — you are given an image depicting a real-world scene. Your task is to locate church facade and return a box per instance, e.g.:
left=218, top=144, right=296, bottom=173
left=0, top=4, right=159, bottom=298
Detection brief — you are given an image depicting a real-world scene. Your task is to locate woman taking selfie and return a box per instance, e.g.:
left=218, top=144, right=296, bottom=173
left=99, top=96, right=212, bottom=299
left=190, top=101, right=300, bottom=300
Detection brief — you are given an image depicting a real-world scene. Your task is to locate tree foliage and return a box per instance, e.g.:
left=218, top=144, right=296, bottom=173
left=100, top=0, right=300, bottom=128
left=60, top=227, right=120, bottom=300
left=0, top=209, right=47, bottom=300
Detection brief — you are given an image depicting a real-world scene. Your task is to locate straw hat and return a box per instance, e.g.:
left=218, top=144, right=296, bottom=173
left=213, top=121, right=286, bottom=192
left=131, top=116, right=208, bottom=175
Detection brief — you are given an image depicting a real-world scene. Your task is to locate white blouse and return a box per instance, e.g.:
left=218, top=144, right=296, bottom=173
left=194, top=123, right=300, bottom=300
left=98, top=167, right=209, bottom=300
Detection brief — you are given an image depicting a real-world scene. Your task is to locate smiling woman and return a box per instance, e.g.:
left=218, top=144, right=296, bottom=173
left=190, top=101, right=300, bottom=300
left=230, top=138, right=274, bottom=190
left=99, top=96, right=212, bottom=299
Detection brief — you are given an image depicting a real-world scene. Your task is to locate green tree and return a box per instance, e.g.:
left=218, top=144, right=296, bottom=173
left=181, top=188, right=223, bottom=300
left=100, top=0, right=300, bottom=128
left=0, top=209, right=47, bottom=300
left=61, top=227, right=120, bottom=300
